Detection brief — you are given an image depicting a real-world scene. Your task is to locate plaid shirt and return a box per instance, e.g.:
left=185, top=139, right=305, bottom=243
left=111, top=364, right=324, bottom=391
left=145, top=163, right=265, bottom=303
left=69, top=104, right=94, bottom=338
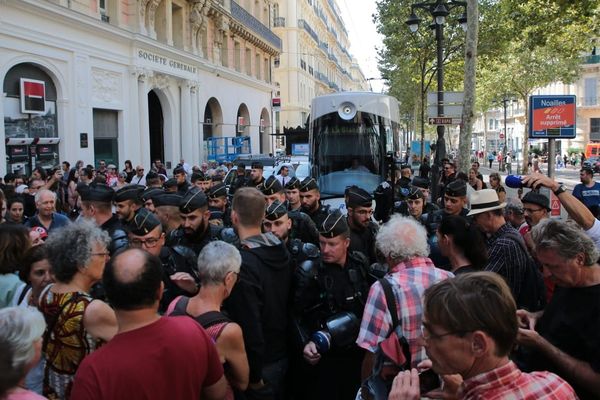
left=356, top=256, right=453, bottom=367
left=485, top=223, right=530, bottom=304
left=459, top=361, right=577, bottom=399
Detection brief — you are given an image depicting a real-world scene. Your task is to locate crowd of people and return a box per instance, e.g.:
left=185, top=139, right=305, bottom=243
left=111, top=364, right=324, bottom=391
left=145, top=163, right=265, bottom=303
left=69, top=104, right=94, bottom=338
left=0, top=155, right=599, bottom=400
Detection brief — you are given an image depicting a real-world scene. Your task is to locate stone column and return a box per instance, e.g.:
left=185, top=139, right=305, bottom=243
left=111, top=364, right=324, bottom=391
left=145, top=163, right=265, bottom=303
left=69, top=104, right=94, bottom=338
left=190, top=82, right=201, bottom=165
left=180, top=80, right=193, bottom=165
left=138, top=71, right=152, bottom=169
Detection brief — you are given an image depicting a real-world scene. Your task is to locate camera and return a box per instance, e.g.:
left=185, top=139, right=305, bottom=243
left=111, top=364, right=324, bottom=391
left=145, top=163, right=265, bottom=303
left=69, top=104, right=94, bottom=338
left=418, top=369, right=441, bottom=394
left=311, top=312, right=360, bottom=353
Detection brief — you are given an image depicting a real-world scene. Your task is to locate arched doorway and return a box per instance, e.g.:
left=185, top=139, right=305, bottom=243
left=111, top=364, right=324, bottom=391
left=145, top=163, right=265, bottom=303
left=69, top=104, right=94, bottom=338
left=203, top=97, right=223, bottom=139
left=148, top=90, right=164, bottom=164
left=259, top=107, right=271, bottom=154
left=3, top=63, right=59, bottom=175
left=236, top=103, right=250, bottom=137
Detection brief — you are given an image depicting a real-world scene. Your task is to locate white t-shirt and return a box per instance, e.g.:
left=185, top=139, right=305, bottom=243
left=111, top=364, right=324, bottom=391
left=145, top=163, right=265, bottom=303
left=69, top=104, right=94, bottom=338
left=585, top=218, right=600, bottom=250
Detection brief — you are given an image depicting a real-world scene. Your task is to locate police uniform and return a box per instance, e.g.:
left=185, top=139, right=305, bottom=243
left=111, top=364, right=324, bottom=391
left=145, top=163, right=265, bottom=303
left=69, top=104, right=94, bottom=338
left=140, top=187, right=164, bottom=208
left=114, top=184, right=145, bottom=226
left=299, top=177, right=330, bottom=226
left=422, top=180, right=470, bottom=269
left=207, top=182, right=232, bottom=227
left=129, top=208, right=199, bottom=313
left=345, top=186, right=379, bottom=265
left=80, top=183, right=129, bottom=256
left=167, top=187, right=221, bottom=257
left=173, top=166, right=190, bottom=195
left=292, top=210, right=370, bottom=400
left=393, top=177, right=438, bottom=217
left=261, top=176, right=320, bottom=246
left=284, top=176, right=302, bottom=211
left=265, top=200, right=319, bottom=272
left=244, top=161, right=265, bottom=188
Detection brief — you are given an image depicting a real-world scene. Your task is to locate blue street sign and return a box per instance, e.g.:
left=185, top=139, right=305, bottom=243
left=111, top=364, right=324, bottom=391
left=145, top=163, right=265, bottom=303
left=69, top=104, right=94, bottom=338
left=529, top=95, right=576, bottom=139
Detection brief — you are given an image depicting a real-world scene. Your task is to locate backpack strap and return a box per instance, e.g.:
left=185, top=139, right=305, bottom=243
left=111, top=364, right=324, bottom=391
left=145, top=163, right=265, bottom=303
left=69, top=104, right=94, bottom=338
left=195, top=311, right=231, bottom=329
left=379, top=277, right=399, bottom=330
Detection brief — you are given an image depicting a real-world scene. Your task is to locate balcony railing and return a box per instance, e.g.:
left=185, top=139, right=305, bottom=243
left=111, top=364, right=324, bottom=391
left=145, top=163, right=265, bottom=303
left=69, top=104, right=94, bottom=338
left=274, top=17, right=286, bottom=27
left=298, top=19, right=319, bottom=44
left=231, top=1, right=281, bottom=49
left=578, top=96, right=598, bottom=107
left=583, top=55, right=600, bottom=64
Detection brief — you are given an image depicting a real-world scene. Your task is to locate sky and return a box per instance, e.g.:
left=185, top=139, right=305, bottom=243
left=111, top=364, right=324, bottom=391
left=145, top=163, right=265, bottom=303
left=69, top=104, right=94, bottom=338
left=337, top=0, right=386, bottom=92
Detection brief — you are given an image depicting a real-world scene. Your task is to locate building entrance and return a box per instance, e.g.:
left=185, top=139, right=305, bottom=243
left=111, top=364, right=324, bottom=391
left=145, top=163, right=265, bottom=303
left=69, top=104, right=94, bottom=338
left=148, top=90, right=164, bottom=165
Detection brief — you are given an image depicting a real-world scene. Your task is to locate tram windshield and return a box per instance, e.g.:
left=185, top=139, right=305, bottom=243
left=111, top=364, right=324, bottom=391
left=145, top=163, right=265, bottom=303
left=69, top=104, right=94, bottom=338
left=312, top=111, right=391, bottom=196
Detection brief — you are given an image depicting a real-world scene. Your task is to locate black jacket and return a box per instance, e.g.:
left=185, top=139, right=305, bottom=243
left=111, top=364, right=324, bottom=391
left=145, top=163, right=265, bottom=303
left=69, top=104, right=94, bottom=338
left=223, top=233, right=292, bottom=384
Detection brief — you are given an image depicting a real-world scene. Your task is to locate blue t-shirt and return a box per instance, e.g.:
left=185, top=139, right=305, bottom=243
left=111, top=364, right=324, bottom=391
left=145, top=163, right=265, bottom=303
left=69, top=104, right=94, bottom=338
left=572, top=181, right=600, bottom=209
left=25, top=212, right=70, bottom=232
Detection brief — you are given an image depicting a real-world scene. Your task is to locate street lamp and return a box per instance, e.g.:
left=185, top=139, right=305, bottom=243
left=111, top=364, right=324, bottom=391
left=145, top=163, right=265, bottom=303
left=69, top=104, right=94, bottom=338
left=406, top=0, right=466, bottom=201
left=496, top=95, right=515, bottom=171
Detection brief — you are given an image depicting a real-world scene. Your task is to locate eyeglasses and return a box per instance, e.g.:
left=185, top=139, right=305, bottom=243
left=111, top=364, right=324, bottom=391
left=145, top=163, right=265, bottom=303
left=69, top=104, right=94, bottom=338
left=91, top=251, right=110, bottom=258
left=523, top=207, right=544, bottom=214
left=421, top=323, right=470, bottom=342
left=130, top=237, right=161, bottom=248
left=137, top=169, right=144, bottom=172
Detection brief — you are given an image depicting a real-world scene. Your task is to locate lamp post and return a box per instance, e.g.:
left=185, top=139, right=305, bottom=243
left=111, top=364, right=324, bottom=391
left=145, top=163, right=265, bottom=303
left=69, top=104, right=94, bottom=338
left=406, top=0, right=466, bottom=201
left=497, top=95, right=515, bottom=172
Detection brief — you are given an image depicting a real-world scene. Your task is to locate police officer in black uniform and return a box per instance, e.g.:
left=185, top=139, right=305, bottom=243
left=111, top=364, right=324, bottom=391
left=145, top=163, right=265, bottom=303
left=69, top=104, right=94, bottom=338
left=173, top=165, right=190, bottom=195
left=207, top=182, right=232, bottom=227
left=393, top=176, right=439, bottom=216
left=140, top=187, right=164, bottom=214
left=421, top=179, right=470, bottom=268
left=299, top=177, right=330, bottom=226
left=261, top=176, right=320, bottom=245
left=285, top=177, right=302, bottom=211
left=167, top=187, right=222, bottom=257
left=128, top=207, right=199, bottom=313
left=245, top=161, right=266, bottom=188
left=345, top=186, right=379, bottom=265
left=263, top=200, right=319, bottom=272
left=79, top=182, right=128, bottom=256
left=114, top=184, right=145, bottom=227
left=293, top=210, right=370, bottom=400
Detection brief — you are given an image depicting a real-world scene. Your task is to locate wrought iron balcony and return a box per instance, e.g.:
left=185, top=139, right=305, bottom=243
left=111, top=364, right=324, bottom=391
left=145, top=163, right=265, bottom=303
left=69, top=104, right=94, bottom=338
left=274, top=17, right=286, bottom=27
left=231, top=1, right=282, bottom=50
left=298, top=19, right=319, bottom=44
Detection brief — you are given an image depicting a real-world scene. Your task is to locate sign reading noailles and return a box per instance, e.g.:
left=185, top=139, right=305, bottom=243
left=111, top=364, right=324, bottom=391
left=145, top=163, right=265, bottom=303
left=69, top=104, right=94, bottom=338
left=137, top=49, right=197, bottom=74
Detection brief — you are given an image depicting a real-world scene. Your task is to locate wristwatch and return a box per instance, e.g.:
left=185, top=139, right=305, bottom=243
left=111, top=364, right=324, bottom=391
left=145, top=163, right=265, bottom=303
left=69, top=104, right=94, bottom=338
left=553, top=184, right=566, bottom=196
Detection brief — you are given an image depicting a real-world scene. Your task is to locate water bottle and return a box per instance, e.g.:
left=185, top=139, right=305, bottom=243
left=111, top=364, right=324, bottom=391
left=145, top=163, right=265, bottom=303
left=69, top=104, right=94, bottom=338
left=505, top=175, right=526, bottom=189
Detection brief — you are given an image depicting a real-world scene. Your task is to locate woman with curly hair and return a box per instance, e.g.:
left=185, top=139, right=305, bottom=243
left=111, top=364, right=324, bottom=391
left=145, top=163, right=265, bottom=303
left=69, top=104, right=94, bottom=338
left=38, top=220, right=116, bottom=399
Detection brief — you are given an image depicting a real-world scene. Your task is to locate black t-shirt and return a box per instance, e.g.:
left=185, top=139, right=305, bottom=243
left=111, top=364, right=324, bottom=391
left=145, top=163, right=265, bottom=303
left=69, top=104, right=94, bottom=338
left=533, top=284, right=600, bottom=399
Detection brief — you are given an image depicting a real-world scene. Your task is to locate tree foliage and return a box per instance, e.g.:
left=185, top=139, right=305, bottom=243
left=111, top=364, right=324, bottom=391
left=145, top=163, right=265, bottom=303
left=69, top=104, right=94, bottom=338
left=375, top=0, right=600, bottom=171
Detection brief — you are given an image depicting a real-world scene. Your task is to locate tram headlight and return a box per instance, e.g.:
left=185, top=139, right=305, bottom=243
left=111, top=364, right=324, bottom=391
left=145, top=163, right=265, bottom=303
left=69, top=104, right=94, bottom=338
left=338, top=102, right=357, bottom=120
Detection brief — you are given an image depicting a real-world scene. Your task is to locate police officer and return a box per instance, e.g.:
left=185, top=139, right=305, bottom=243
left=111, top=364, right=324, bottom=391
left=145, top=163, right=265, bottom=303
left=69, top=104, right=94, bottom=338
left=245, top=161, right=266, bottom=188
left=262, top=175, right=320, bottom=246
left=167, top=187, right=221, bottom=256
left=128, top=207, right=198, bottom=313
left=190, top=171, right=212, bottom=192
left=153, top=192, right=183, bottom=243
left=114, top=184, right=145, bottom=226
left=207, top=182, right=232, bottom=227
left=140, top=187, right=163, bottom=213
left=173, top=165, right=190, bottom=195
left=263, top=200, right=319, bottom=271
left=345, top=186, right=378, bottom=265
left=284, top=177, right=302, bottom=211
left=422, top=179, right=470, bottom=268
left=299, top=177, right=330, bottom=226
left=79, top=182, right=128, bottom=256
left=293, top=210, right=370, bottom=400
left=393, top=176, right=439, bottom=216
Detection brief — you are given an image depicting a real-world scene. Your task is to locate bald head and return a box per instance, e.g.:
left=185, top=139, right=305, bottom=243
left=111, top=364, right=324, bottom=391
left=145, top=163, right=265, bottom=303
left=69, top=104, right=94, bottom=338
left=103, top=248, right=162, bottom=311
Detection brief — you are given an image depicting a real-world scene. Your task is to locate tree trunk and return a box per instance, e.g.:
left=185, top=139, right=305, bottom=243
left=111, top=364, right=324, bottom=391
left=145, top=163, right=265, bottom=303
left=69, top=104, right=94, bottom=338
left=458, top=0, right=479, bottom=173
left=521, top=94, right=529, bottom=174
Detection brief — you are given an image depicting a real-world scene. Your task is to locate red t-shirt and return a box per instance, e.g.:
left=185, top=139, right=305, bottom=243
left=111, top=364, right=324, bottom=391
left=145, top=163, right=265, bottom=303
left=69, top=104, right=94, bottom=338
left=71, top=316, right=223, bottom=400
